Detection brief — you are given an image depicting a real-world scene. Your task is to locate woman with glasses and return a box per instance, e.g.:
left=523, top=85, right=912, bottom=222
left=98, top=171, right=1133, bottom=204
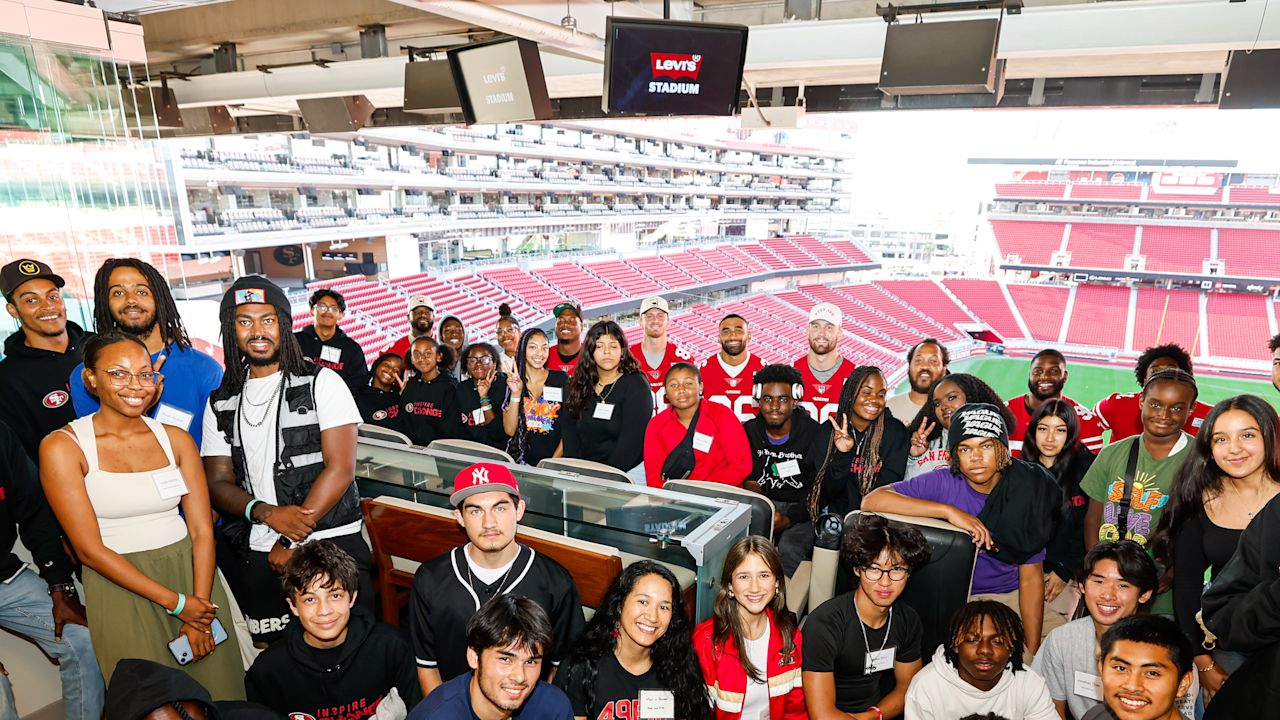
left=456, top=342, right=515, bottom=450
left=39, top=332, right=244, bottom=697
left=494, top=304, right=521, bottom=376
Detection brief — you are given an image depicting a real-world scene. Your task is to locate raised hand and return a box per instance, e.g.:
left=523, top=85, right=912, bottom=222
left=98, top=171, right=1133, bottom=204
left=910, top=418, right=935, bottom=457
left=832, top=415, right=854, bottom=453
left=394, top=370, right=409, bottom=392
left=507, top=373, right=524, bottom=398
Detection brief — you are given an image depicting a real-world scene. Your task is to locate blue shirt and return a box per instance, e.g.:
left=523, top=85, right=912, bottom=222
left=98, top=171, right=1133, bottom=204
left=70, top=343, right=223, bottom=448
left=408, top=672, right=573, bottom=720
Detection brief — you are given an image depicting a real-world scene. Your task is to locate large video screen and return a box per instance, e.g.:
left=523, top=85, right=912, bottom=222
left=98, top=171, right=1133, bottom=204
left=449, top=38, right=551, bottom=125
left=603, top=17, right=749, bottom=117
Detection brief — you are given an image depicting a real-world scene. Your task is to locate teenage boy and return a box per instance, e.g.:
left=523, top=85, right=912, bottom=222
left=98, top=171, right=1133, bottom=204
left=1005, top=349, right=1105, bottom=455
left=792, top=303, right=853, bottom=423
left=886, top=338, right=949, bottom=423
left=629, top=296, right=693, bottom=412
left=246, top=541, right=420, bottom=719
left=1092, top=345, right=1212, bottom=444
left=802, top=514, right=930, bottom=720
left=70, top=258, right=224, bottom=448
left=407, top=595, right=573, bottom=720
left=1032, top=541, right=1159, bottom=719
left=203, top=276, right=370, bottom=645
left=863, top=403, right=1063, bottom=654
left=0, top=258, right=91, bottom=463
left=1082, top=616, right=1195, bottom=720
left=296, top=289, right=370, bottom=392
left=742, top=363, right=833, bottom=577
left=382, top=296, right=435, bottom=359
left=1082, top=369, right=1197, bottom=618
left=409, top=463, right=585, bottom=697
left=700, top=314, right=765, bottom=422
left=904, top=601, right=1057, bottom=720
left=545, top=304, right=583, bottom=375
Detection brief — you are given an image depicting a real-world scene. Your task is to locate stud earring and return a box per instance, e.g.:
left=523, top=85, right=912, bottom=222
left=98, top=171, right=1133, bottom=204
left=728, top=591, right=734, bottom=597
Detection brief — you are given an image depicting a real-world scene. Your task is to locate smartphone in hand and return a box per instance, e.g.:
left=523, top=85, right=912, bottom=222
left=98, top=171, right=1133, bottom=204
left=168, top=618, right=228, bottom=666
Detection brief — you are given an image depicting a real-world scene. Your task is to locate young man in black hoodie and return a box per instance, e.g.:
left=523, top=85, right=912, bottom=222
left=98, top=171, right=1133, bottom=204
left=741, top=363, right=833, bottom=578
left=246, top=541, right=420, bottom=720
left=296, top=289, right=370, bottom=393
left=0, top=258, right=92, bottom=463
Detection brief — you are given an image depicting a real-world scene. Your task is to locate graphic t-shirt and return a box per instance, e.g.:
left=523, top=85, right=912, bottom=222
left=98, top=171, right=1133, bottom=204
left=1006, top=394, right=1106, bottom=455
left=793, top=356, right=854, bottom=424
left=1093, top=392, right=1212, bottom=445
left=1079, top=433, right=1190, bottom=547
left=555, top=651, right=662, bottom=720
left=511, top=369, right=568, bottom=466
left=700, top=352, right=765, bottom=422
left=630, top=341, right=694, bottom=412
left=802, top=592, right=923, bottom=714
left=905, top=436, right=950, bottom=480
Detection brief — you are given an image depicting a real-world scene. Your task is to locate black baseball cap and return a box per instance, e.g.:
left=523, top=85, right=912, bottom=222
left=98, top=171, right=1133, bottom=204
left=1, top=259, right=65, bottom=302
left=219, top=276, right=292, bottom=317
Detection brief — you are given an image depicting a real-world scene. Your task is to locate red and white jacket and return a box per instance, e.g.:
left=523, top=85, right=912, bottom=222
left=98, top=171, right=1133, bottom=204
left=692, top=612, right=808, bottom=720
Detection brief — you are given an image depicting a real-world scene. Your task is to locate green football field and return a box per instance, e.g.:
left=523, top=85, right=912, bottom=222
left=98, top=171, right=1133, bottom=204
left=894, top=355, right=1280, bottom=415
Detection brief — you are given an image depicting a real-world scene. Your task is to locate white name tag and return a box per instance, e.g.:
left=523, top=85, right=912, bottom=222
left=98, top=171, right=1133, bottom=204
left=593, top=402, right=615, bottom=420
left=154, top=403, right=194, bottom=432
left=638, top=690, right=675, bottom=720
left=776, top=459, right=801, bottom=477
left=543, top=386, right=562, bottom=402
left=152, top=468, right=189, bottom=500
left=1074, top=670, right=1103, bottom=700
left=320, top=345, right=342, bottom=363
left=865, top=646, right=896, bottom=674
left=692, top=432, right=713, bottom=453
left=472, top=407, right=485, bottom=424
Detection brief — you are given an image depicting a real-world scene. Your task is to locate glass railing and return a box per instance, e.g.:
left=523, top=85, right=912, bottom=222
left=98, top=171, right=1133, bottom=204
left=353, top=438, right=751, bottom=622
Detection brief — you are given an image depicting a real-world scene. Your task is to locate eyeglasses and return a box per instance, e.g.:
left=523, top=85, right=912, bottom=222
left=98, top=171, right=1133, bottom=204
left=314, top=303, right=341, bottom=314
left=466, top=356, right=494, bottom=366
left=91, top=368, right=163, bottom=388
left=860, top=565, right=909, bottom=581
left=411, top=350, right=437, bottom=360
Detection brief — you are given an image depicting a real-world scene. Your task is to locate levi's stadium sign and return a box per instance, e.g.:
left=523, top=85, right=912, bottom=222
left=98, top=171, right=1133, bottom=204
left=650, top=53, right=703, bottom=94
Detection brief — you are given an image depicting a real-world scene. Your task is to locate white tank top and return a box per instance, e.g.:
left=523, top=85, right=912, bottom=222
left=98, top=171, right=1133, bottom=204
left=70, top=415, right=189, bottom=555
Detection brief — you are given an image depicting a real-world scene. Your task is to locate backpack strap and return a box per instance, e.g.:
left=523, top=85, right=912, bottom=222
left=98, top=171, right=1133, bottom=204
left=1115, top=438, right=1142, bottom=538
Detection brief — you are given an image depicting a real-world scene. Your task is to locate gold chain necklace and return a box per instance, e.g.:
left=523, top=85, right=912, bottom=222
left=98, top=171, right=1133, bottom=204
left=1227, top=478, right=1264, bottom=520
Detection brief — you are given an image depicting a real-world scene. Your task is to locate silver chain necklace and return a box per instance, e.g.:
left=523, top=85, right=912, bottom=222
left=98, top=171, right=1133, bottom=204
left=240, top=371, right=285, bottom=428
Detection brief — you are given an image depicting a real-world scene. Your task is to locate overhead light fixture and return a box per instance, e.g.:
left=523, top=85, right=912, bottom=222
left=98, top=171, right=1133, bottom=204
left=561, top=0, right=577, bottom=30
left=330, top=241, right=350, bottom=250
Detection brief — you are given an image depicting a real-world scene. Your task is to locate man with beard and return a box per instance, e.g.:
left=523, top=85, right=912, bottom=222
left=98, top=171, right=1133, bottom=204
left=295, top=288, right=370, bottom=392
left=406, top=595, right=573, bottom=720
left=380, top=296, right=436, bottom=359
left=69, top=258, right=223, bottom=448
left=699, top=314, right=765, bottom=422
left=1005, top=349, right=1104, bottom=457
left=629, top=296, right=693, bottom=412
left=201, top=276, right=370, bottom=646
left=0, top=259, right=91, bottom=463
left=792, top=303, right=854, bottom=423
left=886, top=338, right=948, bottom=422
left=545, top=303, right=583, bottom=375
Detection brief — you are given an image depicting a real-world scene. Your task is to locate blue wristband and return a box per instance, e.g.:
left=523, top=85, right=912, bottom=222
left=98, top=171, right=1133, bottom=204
left=169, top=593, right=186, bottom=617
left=245, top=499, right=261, bottom=523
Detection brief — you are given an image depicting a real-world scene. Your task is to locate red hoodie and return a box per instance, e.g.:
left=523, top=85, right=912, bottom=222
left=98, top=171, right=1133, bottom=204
left=643, top=399, right=752, bottom=488
left=692, top=611, right=808, bottom=720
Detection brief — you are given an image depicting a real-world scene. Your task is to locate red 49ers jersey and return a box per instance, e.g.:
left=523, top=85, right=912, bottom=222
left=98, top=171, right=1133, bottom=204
left=700, top=352, right=766, bottom=422
left=1006, top=393, right=1106, bottom=456
left=630, top=341, right=695, bottom=412
left=1093, top=392, right=1213, bottom=444
left=792, top=355, right=855, bottom=424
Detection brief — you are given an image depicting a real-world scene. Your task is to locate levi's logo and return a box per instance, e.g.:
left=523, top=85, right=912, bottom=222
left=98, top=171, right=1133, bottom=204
left=651, top=53, right=702, bottom=80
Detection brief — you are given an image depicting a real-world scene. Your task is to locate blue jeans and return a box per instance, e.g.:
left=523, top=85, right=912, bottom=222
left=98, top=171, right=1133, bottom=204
left=0, top=568, right=104, bottom=720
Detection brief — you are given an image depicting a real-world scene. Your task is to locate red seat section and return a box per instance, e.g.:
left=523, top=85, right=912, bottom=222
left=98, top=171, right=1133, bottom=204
left=584, top=260, right=665, bottom=297
left=991, top=220, right=1067, bottom=265
left=1217, top=228, right=1280, bottom=279
left=995, top=181, right=1067, bottom=199
left=1065, top=285, right=1130, bottom=348
left=1007, top=285, right=1069, bottom=343
left=532, top=263, right=623, bottom=306
left=761, top=237, right=821, bottom=268
left=479, top=267, right=566, bottom=313
left=1132, top=288, right=1200, bottom=353
left=1228, top=185, right=1280, bottom=205
left=627, top=256, right=698, bottom=289
left=1139, top=226, right=1210, bottom=275
left=942, top=279, right=1023, bottom=341
left=1070, top=182, right=1143, bottom=201
left=1066, top=224, right=1136, bottom=270
left=1207, top=293, right=1271, bottom=361
left=873, top=281, right=975, bottom=335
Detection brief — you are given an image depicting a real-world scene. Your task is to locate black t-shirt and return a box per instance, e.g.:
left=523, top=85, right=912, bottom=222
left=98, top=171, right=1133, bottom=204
left=801, top=592, right=923, bottom=714
left=554, top=651, right=660, bottom=720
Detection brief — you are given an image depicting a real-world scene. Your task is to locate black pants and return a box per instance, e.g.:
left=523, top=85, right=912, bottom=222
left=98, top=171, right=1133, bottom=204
left=216, top=530, right=374, bottom=644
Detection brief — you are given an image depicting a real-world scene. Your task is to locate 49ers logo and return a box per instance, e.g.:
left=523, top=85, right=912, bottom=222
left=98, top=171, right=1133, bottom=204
left=373, top=410, right=388, bottom=420
left=651, top=53, right=702, bottom=80
left=43, top=390, right=69, bottom=408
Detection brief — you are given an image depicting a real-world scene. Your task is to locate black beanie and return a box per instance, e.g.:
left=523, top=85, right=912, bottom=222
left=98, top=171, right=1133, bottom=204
left=219, top=276, right=291, bottom=318
left=947, top=402, right=1010, bottom=455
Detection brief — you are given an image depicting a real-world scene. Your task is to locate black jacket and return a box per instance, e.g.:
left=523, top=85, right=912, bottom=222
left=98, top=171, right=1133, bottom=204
left=977, top=457, right=1063, bottom=566
left=0, top=419, right=74, bottom=587
left=0, top=321, right=90, bottom=462
left=399, top=373, right=464, bottom=447
left=820, top=412, right=910, bottom=517
left=245, top=605, right=420, bottom=719
left=457, top=374, right=511, bottom=450
left=743, top=408, right=832, bottom=525
left=354, top=385, right=404, bottom=435
left=1203, top=490, right=1280, bottom=653
left=296, top=326, right=369, bottom=392
left=1041, top=445, right=1095, bottom=584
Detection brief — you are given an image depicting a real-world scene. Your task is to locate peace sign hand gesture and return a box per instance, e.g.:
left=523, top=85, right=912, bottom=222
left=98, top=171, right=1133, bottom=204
left=910, top=418, right=935, bottom=458
left=832, top=414, right=855, bottom=453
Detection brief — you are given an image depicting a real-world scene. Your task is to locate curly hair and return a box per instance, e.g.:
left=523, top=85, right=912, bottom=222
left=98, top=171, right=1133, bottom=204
left=752, top=363, right=803, bottom=390
left=711, top=537, right=799, bottom=682
left=1134, top=343, right=1193, bottom=386
left=809, top=366, right=887, bottom=518
left=565, top=320, right=640, bottom=418
left=840, top=513, right=932, bottom=575
left=558, top=561, right=710, bottom=720
left=944, top=600, right=1026, bottom=674
left=906, top=373, right=1016, bottom=447
left=92, top=258, right=191, bottom=351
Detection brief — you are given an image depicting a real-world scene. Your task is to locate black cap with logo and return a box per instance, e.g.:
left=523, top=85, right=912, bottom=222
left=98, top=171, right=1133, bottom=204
left=1, top=259, right=65, bottom=302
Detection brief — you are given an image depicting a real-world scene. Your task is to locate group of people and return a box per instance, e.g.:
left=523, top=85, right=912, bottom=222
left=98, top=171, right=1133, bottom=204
left=3, top=251, right=1280, bottom=720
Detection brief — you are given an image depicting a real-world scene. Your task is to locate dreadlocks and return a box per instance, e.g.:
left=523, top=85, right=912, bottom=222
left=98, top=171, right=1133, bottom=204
left=944, top=600, right=1027, bottom=674
left=809, top=365, right=885, bottom=520
left=214, top=303, right=311, bottom=397
left=92, top=258, right=191, bottom=351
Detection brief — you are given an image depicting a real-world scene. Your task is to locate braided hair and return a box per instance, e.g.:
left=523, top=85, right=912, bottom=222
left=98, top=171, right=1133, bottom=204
left=507, top=327, right=549, bottom=464
left=92, top=258, right=191, bottom=351
left=809, top=365, right=886, bottom=519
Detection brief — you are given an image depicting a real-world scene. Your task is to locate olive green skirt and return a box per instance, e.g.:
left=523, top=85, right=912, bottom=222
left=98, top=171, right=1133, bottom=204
left=82, top=534, right=246, bottom=700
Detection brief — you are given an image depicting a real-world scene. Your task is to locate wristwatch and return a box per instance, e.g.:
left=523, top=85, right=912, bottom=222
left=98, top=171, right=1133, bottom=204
left=47, top=582, right=78, bottom=600
left=277, top=535, right=294, bottom=549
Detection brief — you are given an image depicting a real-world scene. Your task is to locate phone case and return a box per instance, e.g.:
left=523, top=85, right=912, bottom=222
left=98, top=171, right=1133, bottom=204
left=168, top=618, right=228, bottom=666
